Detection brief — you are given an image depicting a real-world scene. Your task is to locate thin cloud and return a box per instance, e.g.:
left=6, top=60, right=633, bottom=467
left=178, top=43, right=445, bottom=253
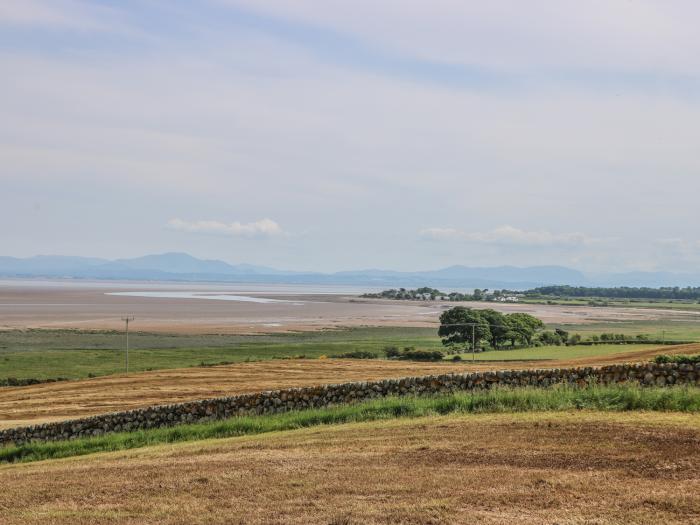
left=0, top=0, right=111, bottom=30
left=419, top=225, right=601, bottom=247
left=167, top=218, right=284, bottom=238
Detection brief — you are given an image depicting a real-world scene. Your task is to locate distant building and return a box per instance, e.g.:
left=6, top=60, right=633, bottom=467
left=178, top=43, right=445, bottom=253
left=494, top=295, right=520, bottom=303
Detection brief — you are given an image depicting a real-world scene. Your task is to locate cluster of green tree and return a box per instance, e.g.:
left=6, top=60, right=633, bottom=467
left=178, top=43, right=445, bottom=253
left=361, top=287, right=501, bottom=301
left=361, top=287, right=444, bottom=300
left=540, top=332, right=655, bottom=346
left=523, top=285, right=700, bottom=300
left=438, top=307, right=545, bottom=352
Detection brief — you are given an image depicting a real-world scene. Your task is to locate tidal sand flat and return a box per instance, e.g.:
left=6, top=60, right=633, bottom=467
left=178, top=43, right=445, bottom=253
left=1, top=280, right=699, bottom=334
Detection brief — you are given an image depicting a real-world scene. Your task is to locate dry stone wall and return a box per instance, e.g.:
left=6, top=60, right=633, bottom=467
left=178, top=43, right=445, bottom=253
left=1, top=361, right=698, bottom=447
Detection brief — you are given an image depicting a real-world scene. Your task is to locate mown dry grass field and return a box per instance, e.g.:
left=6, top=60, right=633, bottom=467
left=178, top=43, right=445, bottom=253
left=2, top=343, right=698, bottom=430
left=1, top=411, right=698, bottom=524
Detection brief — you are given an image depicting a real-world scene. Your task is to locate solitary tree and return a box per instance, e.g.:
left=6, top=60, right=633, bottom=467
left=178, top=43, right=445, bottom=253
left=438, top=307, right=491, bottom=353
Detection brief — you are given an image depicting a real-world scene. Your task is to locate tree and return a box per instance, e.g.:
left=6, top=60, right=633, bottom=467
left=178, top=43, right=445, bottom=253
left=438, top=307, right=491, bottom=352
left=538, top=330, right=563, bottom=346
left=504, top=313, right=544, bottom=346
left=568, top=334, right=582, bottom=345
left=555, top=328, right=569, bottom=342
left=479, top=309, right=509, bottom=349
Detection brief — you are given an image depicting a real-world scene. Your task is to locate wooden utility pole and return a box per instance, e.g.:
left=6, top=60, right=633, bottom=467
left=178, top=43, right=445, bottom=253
left=121, top=316, right=135, bottom=374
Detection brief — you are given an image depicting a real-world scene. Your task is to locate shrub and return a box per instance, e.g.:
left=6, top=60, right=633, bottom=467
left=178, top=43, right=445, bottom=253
left=383, top=346, right=443, bottom=361
left=198, top=360, right=235, bottom=367
left=400, top=349, right=444, bottom=361
left=451, top=355, right=462, bottom=361
left=567, top=334, right=583, bottom=345
left=0, top=377, right=68, bottom=387
left=332, top=351, right=378, bottom=359
left=654, top=354, right=700, bottom=365
left=383, top=346, right=401, bottom=358
left=538, top=331, right=563, bottom=346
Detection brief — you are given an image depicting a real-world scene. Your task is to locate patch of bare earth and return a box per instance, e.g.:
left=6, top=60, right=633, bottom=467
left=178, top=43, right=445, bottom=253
left=1, top=344, right=698, bottom=430
left=1, top=412, right=698, bottom=524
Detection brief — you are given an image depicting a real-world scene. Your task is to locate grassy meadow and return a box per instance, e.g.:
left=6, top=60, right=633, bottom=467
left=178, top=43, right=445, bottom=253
left=455, top=343, right=659, bottom=361
left=0, top=327, right=441, bottom=380
left=556, top=319, right=700, bottom=341
left=521, top=297, right=700, bottom=311
left=1, top=322, right=699, bottom=380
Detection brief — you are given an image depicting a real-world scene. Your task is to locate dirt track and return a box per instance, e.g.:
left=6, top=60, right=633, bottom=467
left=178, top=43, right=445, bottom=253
left=1, top=343, right=697, bottom=430
left=1, top=411, right=698, bottom=524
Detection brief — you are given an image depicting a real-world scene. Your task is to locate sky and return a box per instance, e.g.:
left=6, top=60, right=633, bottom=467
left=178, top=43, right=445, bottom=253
left=1, top=0, right=700, bottom=273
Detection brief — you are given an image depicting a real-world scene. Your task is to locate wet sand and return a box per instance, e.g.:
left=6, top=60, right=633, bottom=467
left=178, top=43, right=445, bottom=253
left=1, top=280, right=699, bottom=334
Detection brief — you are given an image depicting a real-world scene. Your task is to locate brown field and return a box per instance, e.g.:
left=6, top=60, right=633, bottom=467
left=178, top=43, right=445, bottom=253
left=2, top=280, right=700, bottom=334
left=1, top=343, right=697, bottom=430
left=1, top=411, right=698, bottom=524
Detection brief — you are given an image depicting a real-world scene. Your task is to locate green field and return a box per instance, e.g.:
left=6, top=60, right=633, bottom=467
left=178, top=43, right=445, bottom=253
left=555, top=320, right=700, bottom=341
left=0, top=327, right=443, bottom=380
left=521, top=297, right=700, bottom=311
left=1, top=321, right=698, bottom=381
left=456, top=343, right=658, bottom=361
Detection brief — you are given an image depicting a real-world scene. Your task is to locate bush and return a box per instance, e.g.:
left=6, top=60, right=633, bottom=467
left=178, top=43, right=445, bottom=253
left=654, top=354, right=700, bottom=365
left=332, top=351, right=378, bottom=359
left=0, top=377, right=68, bottom=387
left=538, top=331, right=563, bottom=346
left=198, top=360, right=235, bottom=367
left=451, top=355, right=462, bottom=361
left=600, top=333, right=627, bottom=342
left=400, top=349, right=444, bottom=361
left=383, top=346, right=443, bottom=361
left=567, top=334, right=583, bottom=345
left=383, top=346, right=401, bottom=358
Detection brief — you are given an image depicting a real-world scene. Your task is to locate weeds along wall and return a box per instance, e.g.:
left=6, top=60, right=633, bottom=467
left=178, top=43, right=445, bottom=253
left=1, top=362, right=698, bottom=446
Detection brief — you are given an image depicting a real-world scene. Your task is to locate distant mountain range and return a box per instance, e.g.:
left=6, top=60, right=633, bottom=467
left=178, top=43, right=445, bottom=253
left=0, top=253, right=699, bottom=289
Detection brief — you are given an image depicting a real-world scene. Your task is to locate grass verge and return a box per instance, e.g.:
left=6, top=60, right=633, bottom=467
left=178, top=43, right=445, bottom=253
left=2, top=383, right=699, bottom=465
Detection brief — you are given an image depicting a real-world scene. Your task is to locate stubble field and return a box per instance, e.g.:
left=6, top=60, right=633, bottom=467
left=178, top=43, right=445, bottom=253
left=1, top=411, right=698, bottom=524
left=1, top=342, right=697, bottom=430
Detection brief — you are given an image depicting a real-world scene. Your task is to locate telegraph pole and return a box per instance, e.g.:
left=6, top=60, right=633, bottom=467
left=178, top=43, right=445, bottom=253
left=121, top=316, right=135, bottom=375
left=472, top=324, right=476, bottom=362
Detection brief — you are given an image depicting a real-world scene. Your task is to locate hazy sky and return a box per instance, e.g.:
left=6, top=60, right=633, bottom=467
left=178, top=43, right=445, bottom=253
left=2, top=1, right=699, bottom=272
